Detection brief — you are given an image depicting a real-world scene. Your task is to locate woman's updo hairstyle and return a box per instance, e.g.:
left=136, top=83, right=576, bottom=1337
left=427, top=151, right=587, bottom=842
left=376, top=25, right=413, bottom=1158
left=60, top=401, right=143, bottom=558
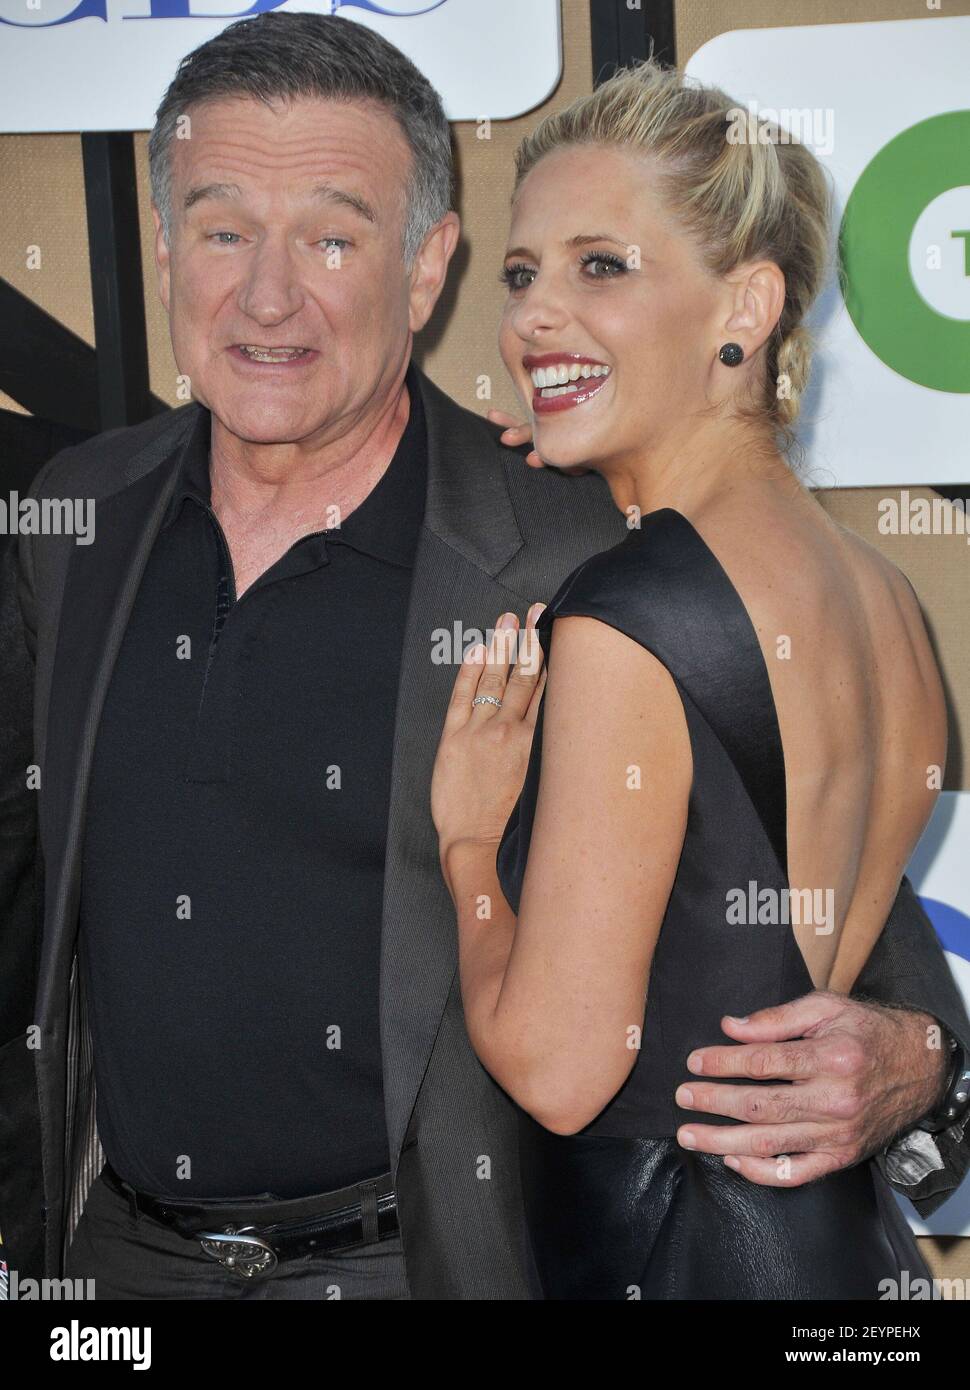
left=512, top=58, right=833, bottom=455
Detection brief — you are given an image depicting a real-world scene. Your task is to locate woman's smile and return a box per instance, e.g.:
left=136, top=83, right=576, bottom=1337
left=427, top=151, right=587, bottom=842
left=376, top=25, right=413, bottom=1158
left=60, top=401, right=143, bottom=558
left=523, top=351, right=613, bottom=415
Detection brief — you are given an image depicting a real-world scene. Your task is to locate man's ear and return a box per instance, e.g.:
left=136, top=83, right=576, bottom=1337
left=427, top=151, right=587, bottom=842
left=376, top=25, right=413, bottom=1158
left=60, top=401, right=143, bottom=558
left=721, top=260, right=787, bottom=359
left=409, top=211, right=461, bottom=333
left=151, top=202, right=172, bottom=314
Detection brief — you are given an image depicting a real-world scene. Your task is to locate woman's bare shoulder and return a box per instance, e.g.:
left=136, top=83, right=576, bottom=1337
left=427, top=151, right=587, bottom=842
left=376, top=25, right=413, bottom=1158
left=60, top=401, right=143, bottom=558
left=824, top=510, right=910, bottom=586
left=691, top=488, right=921, bottom=620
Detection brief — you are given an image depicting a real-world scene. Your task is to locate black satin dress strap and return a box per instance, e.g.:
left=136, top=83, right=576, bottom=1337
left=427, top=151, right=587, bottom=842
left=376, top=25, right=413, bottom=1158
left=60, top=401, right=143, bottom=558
left=544, top=508, right=789, bottom=876
left=495, top=508, right=932, bottom=1299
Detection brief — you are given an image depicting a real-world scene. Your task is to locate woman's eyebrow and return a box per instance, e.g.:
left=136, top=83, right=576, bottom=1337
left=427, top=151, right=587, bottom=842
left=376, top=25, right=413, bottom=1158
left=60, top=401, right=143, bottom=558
left=502, top=232, right=630, bottom=260
left=565, top=232, right=628, bottom=248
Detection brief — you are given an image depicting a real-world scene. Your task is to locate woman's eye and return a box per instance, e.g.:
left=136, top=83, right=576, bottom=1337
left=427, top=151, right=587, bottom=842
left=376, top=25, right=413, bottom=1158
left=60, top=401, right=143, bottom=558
left=500, top=262, right=536, bottom=292
left=580, top=252, right=627, bottom=279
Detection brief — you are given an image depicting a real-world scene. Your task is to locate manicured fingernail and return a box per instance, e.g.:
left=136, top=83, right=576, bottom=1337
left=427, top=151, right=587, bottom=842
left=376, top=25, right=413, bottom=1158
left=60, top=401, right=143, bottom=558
left=687, top=1051, right=703, bottom=1073
left=724, top=1157, right=741, bottom=1171
left=679, top=1129, right=696, bottom=1149
left=499, top=612, right=517, bottom=628
left=676, top=1086, right=693, bottom=1106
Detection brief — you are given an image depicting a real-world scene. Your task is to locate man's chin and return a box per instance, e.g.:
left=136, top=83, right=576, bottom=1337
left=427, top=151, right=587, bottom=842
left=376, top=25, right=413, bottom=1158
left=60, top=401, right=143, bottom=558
left=207, top=395, right=319, bottom=446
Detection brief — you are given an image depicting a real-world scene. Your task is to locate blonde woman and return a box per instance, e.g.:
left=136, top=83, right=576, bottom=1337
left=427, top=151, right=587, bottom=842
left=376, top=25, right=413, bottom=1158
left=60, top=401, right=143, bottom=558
left=431, top=60, right=946, bottom=1299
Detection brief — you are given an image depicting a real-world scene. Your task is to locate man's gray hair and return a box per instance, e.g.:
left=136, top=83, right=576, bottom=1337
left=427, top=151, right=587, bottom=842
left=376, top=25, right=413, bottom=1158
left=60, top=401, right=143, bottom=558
left=148, top=11, right=453, bottom=268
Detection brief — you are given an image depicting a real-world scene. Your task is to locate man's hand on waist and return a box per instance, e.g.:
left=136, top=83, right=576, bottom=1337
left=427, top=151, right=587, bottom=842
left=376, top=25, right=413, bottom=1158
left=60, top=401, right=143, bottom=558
left=672, top=991, right=950, bottom=1187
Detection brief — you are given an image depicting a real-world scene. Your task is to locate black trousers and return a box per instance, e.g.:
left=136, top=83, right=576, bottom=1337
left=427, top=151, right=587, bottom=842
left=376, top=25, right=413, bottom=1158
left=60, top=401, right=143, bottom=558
left=64, top=1170, right=411, bottom=1300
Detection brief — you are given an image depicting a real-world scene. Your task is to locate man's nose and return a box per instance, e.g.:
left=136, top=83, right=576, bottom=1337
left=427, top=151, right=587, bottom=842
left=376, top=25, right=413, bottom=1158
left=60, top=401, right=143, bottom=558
left=236, top=237, right=306, bottom=325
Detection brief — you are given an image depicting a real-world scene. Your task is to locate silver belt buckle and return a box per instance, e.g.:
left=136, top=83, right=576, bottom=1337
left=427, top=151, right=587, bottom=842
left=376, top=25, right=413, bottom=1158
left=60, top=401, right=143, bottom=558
left=197, top=1225, right=279, bottom=1280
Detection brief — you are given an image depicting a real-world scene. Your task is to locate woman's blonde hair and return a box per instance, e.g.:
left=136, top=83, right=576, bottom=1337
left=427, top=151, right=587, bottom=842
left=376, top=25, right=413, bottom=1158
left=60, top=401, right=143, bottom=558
left=512, top=59, right=833, bottom=454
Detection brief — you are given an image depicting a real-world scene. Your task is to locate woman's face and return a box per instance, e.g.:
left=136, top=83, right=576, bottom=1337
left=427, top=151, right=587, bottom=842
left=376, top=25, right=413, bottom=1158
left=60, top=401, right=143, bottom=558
left=499, top=144, right=730, bottom=474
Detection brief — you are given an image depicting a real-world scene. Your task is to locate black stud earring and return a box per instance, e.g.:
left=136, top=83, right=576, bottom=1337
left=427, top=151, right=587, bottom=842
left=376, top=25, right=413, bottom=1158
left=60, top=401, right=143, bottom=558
left=718, top=342, right=744, bottom=367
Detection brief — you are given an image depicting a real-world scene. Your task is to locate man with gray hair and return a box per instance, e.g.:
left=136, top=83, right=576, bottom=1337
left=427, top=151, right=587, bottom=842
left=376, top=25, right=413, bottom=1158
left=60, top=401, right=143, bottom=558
left=5, top=11, right=968, bottom=1300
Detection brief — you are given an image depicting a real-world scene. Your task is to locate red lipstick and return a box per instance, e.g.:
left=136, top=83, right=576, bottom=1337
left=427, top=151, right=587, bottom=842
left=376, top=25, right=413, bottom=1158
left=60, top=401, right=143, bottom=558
left=524, top=352, right=613, bottom=416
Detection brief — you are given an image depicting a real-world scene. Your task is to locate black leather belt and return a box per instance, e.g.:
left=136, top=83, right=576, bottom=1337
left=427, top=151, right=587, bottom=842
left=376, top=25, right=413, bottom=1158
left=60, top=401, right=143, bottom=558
left=100, top=1161, right=399, bottom=1280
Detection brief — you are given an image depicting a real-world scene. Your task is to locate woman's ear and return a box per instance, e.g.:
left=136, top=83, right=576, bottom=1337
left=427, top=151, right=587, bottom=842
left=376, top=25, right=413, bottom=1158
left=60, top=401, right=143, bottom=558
left=721, top=260, right=787, bottom=359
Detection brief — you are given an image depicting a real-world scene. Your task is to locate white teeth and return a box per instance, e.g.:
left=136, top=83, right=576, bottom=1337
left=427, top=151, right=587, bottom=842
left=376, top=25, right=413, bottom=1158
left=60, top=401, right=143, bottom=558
left=239, top=345, right=309, bottom=361
left=529, top=362, right=610, bottom=388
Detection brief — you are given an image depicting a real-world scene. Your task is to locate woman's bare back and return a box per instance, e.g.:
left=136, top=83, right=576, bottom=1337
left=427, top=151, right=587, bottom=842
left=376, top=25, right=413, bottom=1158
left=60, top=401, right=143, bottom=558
left=688, top=484, right=947, bottom=992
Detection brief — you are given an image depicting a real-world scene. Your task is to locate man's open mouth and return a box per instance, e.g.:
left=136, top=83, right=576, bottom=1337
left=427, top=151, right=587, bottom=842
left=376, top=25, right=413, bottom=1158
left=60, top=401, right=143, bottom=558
left=233, top=345, right=315, bottom=363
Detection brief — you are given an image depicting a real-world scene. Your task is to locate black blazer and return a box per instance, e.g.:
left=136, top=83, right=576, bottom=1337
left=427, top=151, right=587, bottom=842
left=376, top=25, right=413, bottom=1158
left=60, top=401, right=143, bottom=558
left=2, top=365, right=968, bottom=1293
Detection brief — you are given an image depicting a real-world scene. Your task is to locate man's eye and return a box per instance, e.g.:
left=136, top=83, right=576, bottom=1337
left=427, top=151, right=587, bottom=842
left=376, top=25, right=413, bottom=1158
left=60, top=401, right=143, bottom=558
left=499, top=262, right=536, bottom=291
left=206, top=233, right=350, bottom=251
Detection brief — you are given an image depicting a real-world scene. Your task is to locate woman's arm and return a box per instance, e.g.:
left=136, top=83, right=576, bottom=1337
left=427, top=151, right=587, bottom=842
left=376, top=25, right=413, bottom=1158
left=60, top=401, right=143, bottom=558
left=441, top=613, right=692, bottom=1134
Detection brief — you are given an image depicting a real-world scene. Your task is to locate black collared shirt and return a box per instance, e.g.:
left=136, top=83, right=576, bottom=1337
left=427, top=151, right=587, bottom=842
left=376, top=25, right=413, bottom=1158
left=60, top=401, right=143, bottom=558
left=78, top=369, right=427, bottom=1199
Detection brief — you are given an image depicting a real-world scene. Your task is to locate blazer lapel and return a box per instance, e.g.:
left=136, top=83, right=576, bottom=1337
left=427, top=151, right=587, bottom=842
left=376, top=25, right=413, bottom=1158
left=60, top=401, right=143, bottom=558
left=379, top=367, right=526, bottom=1165
left=35, top=411, right=200, bottom=1027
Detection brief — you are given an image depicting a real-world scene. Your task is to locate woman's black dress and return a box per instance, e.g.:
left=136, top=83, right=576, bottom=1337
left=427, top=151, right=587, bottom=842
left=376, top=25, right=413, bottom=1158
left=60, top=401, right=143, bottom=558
left=496, top=508, right=930, bottom=1300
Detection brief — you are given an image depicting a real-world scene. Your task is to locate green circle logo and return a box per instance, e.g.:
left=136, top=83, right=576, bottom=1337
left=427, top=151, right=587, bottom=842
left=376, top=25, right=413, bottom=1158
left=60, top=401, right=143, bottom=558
left=839, top=110, right=970, bottom=394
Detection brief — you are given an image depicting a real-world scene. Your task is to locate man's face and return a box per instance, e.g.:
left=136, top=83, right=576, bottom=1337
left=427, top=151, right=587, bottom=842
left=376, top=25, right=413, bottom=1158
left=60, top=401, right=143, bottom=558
left=153, top=95, right=444, bottom=450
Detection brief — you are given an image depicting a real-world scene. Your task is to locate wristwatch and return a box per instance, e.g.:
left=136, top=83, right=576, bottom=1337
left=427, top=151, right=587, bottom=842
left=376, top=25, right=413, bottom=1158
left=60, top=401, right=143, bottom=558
left=917, top=1027, right=970, bottom=1134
